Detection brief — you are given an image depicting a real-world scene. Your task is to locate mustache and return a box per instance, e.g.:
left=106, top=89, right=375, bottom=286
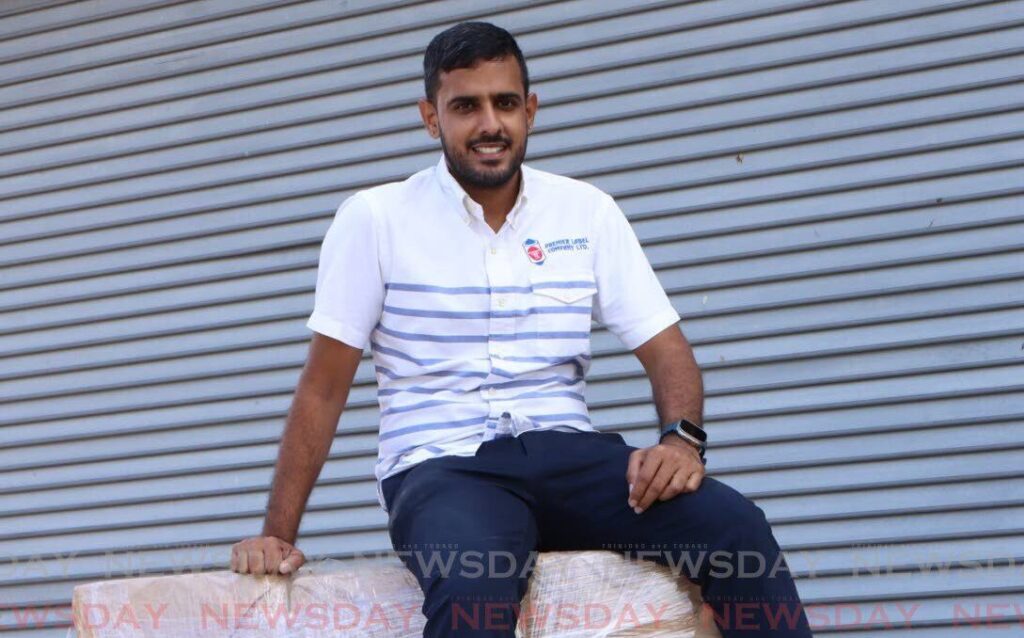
left=469, top=136, right=511, bottom=146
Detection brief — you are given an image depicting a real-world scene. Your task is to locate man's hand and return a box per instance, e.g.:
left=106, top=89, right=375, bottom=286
left=627, top=436, right=705, bottom=514
left=230, top=536, right=305, bottom=576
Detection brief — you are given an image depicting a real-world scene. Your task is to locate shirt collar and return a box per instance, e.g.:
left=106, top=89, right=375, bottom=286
left=434, top=152, right=530, bottom=230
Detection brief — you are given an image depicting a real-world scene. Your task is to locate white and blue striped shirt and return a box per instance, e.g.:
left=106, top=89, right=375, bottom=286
left=307, top=154, right=681, bottom=511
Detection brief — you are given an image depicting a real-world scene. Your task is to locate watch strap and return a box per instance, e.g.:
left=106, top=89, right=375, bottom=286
left=659, top=418, right=706, bottom=442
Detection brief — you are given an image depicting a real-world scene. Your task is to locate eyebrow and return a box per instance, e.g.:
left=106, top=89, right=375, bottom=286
left=446, top=92, right=523, bottom=107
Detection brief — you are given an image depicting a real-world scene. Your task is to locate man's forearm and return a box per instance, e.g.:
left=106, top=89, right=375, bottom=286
left=262, top=389, right=345, bottom=543
left=650, top=350, right=703, bottom=428
left=635, top=326, right=704, bottom=428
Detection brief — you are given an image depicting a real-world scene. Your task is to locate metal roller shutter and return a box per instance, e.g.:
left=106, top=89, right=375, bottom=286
left=1, top=0, right=1021, bottom=635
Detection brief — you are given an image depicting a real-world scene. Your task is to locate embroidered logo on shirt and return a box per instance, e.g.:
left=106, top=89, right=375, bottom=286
left=544, top=237, right=590, bottom=253
left=523, top=238, right=546, bottom=265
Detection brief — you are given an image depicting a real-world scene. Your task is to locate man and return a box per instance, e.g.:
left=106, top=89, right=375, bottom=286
left=232, top=21, right=813, bottom=637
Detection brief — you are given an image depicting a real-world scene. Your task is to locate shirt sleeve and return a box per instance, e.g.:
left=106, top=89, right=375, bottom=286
left=305, top=192, right=385, bottom=350
left=592, top=193, right=681, bottom=350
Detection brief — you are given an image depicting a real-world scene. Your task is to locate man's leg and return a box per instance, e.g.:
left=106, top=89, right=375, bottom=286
left=383, top=448, right=538, bottom=637
left=522, top=429, right=813, bottom=637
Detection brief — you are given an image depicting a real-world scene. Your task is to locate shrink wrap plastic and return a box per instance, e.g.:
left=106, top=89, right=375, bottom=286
left=71, top=551, right=720, bottom=637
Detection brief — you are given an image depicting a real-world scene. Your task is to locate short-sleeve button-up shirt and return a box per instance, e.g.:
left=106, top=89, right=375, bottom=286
left=307, top=154, right=681, bottom=511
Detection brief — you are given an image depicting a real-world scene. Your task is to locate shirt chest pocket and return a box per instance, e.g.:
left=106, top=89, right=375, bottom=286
left=529, top=270, right=598, bottom=338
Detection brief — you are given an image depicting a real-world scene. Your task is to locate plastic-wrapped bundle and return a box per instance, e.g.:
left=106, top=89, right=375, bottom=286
left=71, top=551, right=720, bottom=637
left=520, top=552, right=720, bottom=637
left=72, top=557, right=422, bottom=638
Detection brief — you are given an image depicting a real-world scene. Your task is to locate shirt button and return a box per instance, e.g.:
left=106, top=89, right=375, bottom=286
left=487, top=387, right=496, bottom=396
left=490, top=247, right=498, bottom=255
left=497, top=298, right=507, bottom=308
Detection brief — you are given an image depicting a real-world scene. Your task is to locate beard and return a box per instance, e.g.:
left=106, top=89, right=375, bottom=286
left=439, top=129, right=527, bottom=189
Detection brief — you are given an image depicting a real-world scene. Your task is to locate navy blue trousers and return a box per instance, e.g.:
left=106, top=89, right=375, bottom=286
left=382, top=429, right=813, bottom=637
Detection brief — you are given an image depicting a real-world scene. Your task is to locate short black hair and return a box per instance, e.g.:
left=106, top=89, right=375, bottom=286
left=423, top=21, right=529, bottom=103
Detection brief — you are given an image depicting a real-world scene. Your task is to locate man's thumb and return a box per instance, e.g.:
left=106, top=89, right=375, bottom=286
left=279, top=548, right=305, bottom=574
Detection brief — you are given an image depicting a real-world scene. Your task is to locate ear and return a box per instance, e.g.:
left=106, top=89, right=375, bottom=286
left=418, top=98, right=439, bottom=138
left=525, top=92, right=538, bottom=132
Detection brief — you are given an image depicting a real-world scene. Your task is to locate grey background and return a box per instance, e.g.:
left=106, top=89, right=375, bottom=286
left=1, top=0, right=1023, bottom=635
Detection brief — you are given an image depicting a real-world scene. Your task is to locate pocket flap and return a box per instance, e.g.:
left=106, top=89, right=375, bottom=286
left=530, top=271, right=597, bottom=304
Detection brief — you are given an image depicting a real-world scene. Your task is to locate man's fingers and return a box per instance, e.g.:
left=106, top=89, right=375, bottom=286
left=626, top=449, right=645, bottom=495
left=248, top=549, right=266, bottom=576
left=230, top=538, right=304, bottom=576
left=684, top=468, right=705, bottom=493
left=637, top=463, right=676, bottom=513
left=629, top=453, right=663, bottom=512
left=628, top=451, right=659, bottom=509
left=264, top=543, right=284, bottom=576
left=658, top=471, right=689, bottom=501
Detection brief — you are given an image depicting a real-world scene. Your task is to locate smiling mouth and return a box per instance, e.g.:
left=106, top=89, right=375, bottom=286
left=472, top=143, right=508, bottom=158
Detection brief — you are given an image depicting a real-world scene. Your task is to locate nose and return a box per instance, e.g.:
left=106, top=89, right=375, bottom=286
left=477, top=103, right=502, bottom=137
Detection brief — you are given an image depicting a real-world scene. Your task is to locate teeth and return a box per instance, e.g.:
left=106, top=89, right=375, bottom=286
left=475, top=145, right=504, bottom=154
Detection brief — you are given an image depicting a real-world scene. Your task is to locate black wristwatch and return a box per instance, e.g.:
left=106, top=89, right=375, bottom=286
left=660, top=418, right=707, bottom=462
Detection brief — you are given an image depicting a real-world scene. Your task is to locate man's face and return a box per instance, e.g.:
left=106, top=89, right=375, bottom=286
left=419, top=56, right=538, bottom=190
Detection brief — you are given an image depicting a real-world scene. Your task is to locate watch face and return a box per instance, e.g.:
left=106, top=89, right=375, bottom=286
left=677, top=419, right=707, bottom=442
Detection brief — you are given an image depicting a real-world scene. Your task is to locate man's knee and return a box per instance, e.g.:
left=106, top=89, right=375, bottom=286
left=733, top=495, right=772, bottom=537
left=694, top=477, right=774, bottom=543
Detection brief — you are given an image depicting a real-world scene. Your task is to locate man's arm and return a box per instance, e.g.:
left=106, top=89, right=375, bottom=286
left=587, top=191, right=703, bottom=511
left=232, top=192, right=383, bottom=575
left=263, top=332, right=364, bottom=541
left=231, top=332, right=363, bottom=575
left=632, top=323, right=704, bottom=428
left=625, top=323, right=707, bottom=514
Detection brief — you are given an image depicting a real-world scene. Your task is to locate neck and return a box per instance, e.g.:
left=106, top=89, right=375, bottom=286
left=459, top=170, right=522, bottom=227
